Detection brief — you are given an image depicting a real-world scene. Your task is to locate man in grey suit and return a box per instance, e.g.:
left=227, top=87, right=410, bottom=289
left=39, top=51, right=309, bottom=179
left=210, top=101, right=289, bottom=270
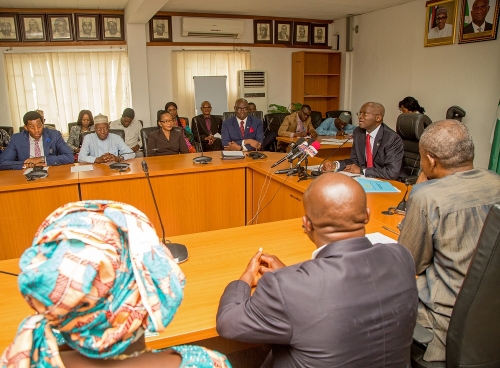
left=217, top=173, right=418, bottom=367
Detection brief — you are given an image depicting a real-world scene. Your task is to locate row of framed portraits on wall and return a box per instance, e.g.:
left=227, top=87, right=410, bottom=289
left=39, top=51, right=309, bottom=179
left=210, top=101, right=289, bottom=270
left=0, top=13, right=125, bottom=42
left=424, top=0, right=499, bottom=46
left=253, top=20, right=328, bottom=46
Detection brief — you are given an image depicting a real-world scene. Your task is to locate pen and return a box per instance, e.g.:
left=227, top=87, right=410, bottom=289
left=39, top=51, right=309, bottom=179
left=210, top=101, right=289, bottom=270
left=383, top=226, right=399, bottom=235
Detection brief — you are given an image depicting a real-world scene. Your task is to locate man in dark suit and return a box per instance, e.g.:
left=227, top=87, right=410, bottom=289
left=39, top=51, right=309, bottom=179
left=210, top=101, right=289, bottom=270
left=463, top=0, right=493, bottom=34
left=322, top=102, right=404, bottom=180
left=0, top=111, right=73, bottom=170
left=192, top=101, right=223, bottom=151
left=222, top=98, right=264, bottom=151
left=217, top=173, right=418, bottom=367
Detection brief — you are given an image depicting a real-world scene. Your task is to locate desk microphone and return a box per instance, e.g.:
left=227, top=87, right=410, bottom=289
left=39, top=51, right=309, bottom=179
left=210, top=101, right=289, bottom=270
left=141, top=160, right=188, bottom=263
left=288, top=141, right=321, bottom=175
left=382, top=180, right=410, bottom=216
left=192, top=117, right=212, bottom=164
left=310, top=135, right=352, bottom=178
left=270, top=137, right=306, bottom=168
left=288, top=138, right=315, bottom=162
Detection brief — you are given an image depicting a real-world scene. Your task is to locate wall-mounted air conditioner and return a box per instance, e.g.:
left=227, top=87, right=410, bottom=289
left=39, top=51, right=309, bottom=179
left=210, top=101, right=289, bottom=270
left=238, top=70, right=268, bottom=112
left=182, top=18, right=244, bottom=38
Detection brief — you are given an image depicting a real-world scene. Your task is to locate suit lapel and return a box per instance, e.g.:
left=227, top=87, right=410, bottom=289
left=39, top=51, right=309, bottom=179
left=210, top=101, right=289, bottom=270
left=372, top=124, right=384, bottom=159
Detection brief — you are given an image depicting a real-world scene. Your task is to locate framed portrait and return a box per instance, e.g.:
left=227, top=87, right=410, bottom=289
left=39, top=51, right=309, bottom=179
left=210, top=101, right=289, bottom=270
left=47, top=14, right=73, bottom=42
left=425, top=0, right=458, bottom=47
left=20, top=14, right=47, bottom=42
left=254, top=20, right=273, bottom=44
left=0, top=13, right=20, bottom=41
left=149, top=16, right=172, bottom=42
left=75, top=14, right=100, bottom=41
left=101, top=15, right=124, bottom=41
left=294, top=22, right=311, bottom=45
left=274, top=20, right=293, bottom=45
left=459, top=0, right=499, bottom=43
left=311, top=23, right=328, bottom=46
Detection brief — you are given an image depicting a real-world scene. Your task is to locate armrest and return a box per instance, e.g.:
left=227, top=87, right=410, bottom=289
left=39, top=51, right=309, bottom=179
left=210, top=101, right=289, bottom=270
left=413, top=322, right=434, bottom=345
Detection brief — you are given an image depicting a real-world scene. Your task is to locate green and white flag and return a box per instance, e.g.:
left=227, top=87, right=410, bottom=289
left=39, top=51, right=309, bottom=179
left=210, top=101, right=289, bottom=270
left=464, top=0, right=471, bottom=26
left=488, top=100, right=500, bottom=174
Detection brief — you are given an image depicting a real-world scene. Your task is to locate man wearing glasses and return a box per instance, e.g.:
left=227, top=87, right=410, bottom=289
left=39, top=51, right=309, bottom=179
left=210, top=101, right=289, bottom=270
left=322, top=102, right=404, bottom=180
left=192, top=101, right=223, bottom=151
left=428, top=6, right=453, bottom=39
left=222, top=99, right=263, bottom=151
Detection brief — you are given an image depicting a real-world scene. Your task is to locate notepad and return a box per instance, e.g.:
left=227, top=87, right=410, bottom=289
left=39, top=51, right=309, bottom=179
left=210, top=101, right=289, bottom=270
left=356, top=178, right=400, bottom=193
left=221, top=151, right=245, bottom=159
left=366, top=232, right=397, bottom=244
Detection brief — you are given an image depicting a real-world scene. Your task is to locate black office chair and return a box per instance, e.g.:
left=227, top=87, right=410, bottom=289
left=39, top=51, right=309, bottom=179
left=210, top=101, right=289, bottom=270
left=222, top=111, right=264, bottom=122
left=141, top=127, right=159, bottom=157
left=67, top=122, right=77, bottom=133
left=445, top=106, right=466, bottom=122
left=325, top=110, right=352, bottom=124
left=80, top=129, right=125, bottom=146
left=18, top=123, right=56, bottom=132
left=396, top=113, right=432, bottom=184
left=310, top=111, right=323, bottom=129
left=0, top=126, right=13, bottom=137
left=411, top=203, right=500, bottom=368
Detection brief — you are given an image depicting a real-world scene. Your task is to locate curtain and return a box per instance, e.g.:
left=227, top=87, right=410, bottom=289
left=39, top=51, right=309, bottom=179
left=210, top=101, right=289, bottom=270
left=488, top=100, right=500, bottom=174
left=172, top=51, right=250, bottom=119
left=5, top=51, right=131, bottom=134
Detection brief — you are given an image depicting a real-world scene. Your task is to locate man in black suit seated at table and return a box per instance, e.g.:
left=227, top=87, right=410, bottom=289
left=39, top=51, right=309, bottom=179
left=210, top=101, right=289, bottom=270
left=322, top=102, right=404, bottom=180
left=463, top=0, right=493, bottom=34
left=217, top=173, right=418, bottom=367
left=192, top=101, right=223, bottom=151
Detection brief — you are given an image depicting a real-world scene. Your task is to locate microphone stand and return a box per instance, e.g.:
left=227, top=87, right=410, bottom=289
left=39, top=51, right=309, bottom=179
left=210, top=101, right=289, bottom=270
left=297, top=156, right=312, bottom=182
left=310, top=135, right=352, bottom=177
left=382, top=180, right=410, bottom=216
left=192, top=117, right=212, bottom=164
left=141, top=160, right=188, bottom=263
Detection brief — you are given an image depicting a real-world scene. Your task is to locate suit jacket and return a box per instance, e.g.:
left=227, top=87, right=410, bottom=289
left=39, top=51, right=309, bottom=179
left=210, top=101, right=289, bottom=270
left=463, top=21, right=493, bottom=34
left=217, top=237, right=418, bottom=368
left=192, top=114, right=223, bottom=142
left=0, top=129, right=73, bottom=170
left=339, top=123, right=403, bottom=180
left=146, top=128, right=189, bottom=156
left=221, top=115, right=264, bottom=150
left=278, top=111, right=317, bottom=137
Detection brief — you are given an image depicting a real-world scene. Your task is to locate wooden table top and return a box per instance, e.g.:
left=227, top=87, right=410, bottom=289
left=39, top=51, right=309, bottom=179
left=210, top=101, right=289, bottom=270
left=0, top=217, right=399, bottom=352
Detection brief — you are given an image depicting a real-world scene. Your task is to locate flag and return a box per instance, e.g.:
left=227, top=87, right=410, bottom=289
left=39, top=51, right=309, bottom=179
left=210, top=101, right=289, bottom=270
left=488, top=100, right=500, bottom=174
left=463, top=0, right=471, bottom=26
left=429, top=6, right=437, bottom=32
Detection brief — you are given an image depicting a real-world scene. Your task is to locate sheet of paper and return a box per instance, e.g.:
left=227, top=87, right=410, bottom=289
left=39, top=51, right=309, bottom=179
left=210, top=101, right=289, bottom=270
left=213, top=133, right=221, bottom=138
left=320, top=138, right=353, bottom=145
left=366, top=232, right=397, bottom=244
left=71, top=165, right=94, bottom=173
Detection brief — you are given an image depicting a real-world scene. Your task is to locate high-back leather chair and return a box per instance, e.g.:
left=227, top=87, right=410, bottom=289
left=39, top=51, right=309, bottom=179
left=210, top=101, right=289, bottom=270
left=446, top=106, right=466, bottom=122
left=19, top=123, right=56, bottom=132
left=396, top=113, right=432, bottom=184
left=310, top=111, right=323, bottom=129
left=222, top=111, right=264, bottom=122
left=263, top=113, right=289, bottom=135
left=67, top=122, right=77, bottom=133
left=325, top=110, right=352, bottom=124
left=0, top=126, right=13, bottom=137
left=411, top=203, right=500, bottom=368
left=141, top=127, right=159, bottom=157
left=80, top=129, right=125, bottom=146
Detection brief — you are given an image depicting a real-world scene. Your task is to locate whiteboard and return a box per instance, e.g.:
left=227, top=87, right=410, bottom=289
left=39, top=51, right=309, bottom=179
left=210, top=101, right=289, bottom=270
left=193, top=76, right=228, bottom=116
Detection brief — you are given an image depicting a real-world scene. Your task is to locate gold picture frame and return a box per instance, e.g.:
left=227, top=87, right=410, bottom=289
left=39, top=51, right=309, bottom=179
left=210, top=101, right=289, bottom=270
left=458, top=0, right=500, bottom=44
left=425, top=0, right=458, bottom=46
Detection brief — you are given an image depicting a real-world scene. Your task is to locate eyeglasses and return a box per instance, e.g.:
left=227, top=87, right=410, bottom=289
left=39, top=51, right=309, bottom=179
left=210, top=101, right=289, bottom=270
left=356, top=111, right=377, bottom=118
left=159, top=119, right=174, bottom=124
left=436, top=16, right=447, bottom=21
left=201, top=106, right=212, bottom=109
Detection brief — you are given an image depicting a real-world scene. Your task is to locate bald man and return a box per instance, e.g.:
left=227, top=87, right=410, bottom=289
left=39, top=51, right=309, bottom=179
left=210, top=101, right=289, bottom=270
left=322, top=102, right=404, bottom=180
left=217, top=173, right=418, bottom=367
left=191, top=101, right=223, bottom=151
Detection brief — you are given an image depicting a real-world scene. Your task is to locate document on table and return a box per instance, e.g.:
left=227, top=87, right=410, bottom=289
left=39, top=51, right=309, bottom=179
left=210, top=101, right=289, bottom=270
left=320, top=138, right=353, bottom=145
left=71, top=165, right=94, bottom=172
left=366, top=232, right=397, bottom=244
left=221, top=151, right=245, bottom=159
left=356, top=178, right=400, bottom=193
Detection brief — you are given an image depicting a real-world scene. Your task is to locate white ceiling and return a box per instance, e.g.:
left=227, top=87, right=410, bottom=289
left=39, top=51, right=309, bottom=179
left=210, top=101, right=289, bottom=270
left=0, top=0, right=419, bottom=20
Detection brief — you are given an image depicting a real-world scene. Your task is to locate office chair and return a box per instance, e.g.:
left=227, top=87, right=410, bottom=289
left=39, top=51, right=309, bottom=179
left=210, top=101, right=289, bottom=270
left=0, top=126, right=13, bottom=137
left=140, top=127, right=159, bottom=157
left=446, top=106, right=466, bottom=122
left=80, top=129, right=125, bottom=146
left=222, top=111, right=264, bottom=122
left=67, top=122, right=77, bottom=133
left=396, top=113, right=432, bottom=184
left=411, top=203, right=500, bottom=368
left=19, top=123, right=56, bottom=132
left=310, top=111, right=323, bottom=129
left=325, top=110, right=352, bottom=124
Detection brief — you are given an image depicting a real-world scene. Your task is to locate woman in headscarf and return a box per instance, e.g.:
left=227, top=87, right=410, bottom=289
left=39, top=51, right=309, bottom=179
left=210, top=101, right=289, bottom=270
left=164, top=102, right=196, bottom=153
left=1, top=200, right=231, bottom=368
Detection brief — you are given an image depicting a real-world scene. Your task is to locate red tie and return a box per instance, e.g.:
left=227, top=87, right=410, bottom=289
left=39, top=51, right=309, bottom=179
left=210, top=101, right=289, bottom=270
left=205, top=117, right=211, bottom=131
left=240, top=121, right=245, bottom=138
left=366, top=134, right=373, bottom=168
left=35, top=139, right=41, bottom=157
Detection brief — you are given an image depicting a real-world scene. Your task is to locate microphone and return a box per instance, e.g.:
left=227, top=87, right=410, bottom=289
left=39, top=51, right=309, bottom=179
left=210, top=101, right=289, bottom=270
left=270, top=137, right=306, bottom=168
left=288, top=138, right=316, bottom=162
left=396, top=180, right=410, bottom=212
left=310, top=135, right=353, bottom=178
left=192, top=117, right=212, bottom=164
left=289, top=141, right=321, bottom=174
left=141, top=160, right=188, bottom=263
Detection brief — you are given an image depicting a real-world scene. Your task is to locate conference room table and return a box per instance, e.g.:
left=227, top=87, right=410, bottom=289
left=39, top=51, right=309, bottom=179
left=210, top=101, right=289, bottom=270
left=276, top=135, right=353, bottom=160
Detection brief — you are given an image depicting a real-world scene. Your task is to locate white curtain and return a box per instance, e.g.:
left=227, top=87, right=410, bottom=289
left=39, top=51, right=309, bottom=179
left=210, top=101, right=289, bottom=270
left=172, top=51, right=251, bottom=119
left=5, top=51, right=131, bottom=134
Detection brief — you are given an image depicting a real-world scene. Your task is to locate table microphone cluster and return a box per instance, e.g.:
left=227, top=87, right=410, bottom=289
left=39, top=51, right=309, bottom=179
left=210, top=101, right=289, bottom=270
left=310, top=135, right=353, bottom=178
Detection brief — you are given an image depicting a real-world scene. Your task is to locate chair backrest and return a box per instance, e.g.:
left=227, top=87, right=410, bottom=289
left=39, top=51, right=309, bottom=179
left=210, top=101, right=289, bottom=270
left=446, top=105, right=466, bottom=122
left=0, top=126, right=13, bottom=136
left=141, top=127, right=159, bottom=157
left=80, top=129, right=125, bottom=146
left=264, top=113, right=289, bottom=134
left=222, top=111, right=264, bottom=122
left=446, top=203, right=500, bottom=367
left=396, top=113, right=432, bottom=183
left=325, top=110, right=352, bottom=124
left=19, top=123, right=56, bottom=133
left=310, top=111, right=323, bottom=129
left=67, top=122, right=77, bottom=132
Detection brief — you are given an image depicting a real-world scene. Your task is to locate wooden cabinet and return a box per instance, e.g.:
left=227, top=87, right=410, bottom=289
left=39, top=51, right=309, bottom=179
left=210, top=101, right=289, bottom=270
left=291, top=51, right=341, bottom=115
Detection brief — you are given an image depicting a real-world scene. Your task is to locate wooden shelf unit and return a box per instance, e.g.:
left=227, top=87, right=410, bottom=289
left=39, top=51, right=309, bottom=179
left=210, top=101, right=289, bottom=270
left=291, top=51, right=341, bottom=115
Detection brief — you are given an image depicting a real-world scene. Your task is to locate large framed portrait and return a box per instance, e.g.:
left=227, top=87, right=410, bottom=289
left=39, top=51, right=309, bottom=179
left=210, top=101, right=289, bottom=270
left=47, top=14, right=73, bottom=42
left=311, top=23, right=328, bottom=46
left=254, top=20, right=273, bottom=44
left=274, top=20, right=293, bottom=45
left=0, top=13, right=20, bottom=41
left=75, top=14, right=100, bottom=41
left=20, top=14, right=47, bottom=42
left=458, top=0, right=499, bottom=43
left=294, top=22, right=311, bottom=45
left=101, top=15, right=124, bottom=41
left=149, top=16, right=172, bottom=42
left=425, top=0, right=458, bottom=46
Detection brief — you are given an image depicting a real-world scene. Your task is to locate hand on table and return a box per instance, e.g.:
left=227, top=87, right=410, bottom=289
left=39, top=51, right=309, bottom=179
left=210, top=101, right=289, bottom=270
left=295, top=132, right=307, bottom=138
left=131, top=144, right=140, bottom=152
left=96, top=153, right=118, bottom=164
left=239, top=250, right=286, bottom=287
left=225, top=141, right=241, bottom=151
left=344, top=164, right=361, bottom=174
left=321, top=161, right=336, bottom=172
left=23, top=157, right=44, bottom=168
left=309, top=131, right=318, bottom=138
left=246, top=139, right=261, bottom=150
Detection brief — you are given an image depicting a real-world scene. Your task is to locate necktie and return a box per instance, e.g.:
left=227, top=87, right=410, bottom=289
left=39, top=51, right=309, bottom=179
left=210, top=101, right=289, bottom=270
left=240, top=121, right=245, bottom=138
left=35, top=139, right=41, bottom=157
left=478, top=27, right=482, bottom=32
left=297, top=118, right=304, bottom=133
left=365, top=134, right=373, bottom=168
left=205, top=117, right=211, bottom=131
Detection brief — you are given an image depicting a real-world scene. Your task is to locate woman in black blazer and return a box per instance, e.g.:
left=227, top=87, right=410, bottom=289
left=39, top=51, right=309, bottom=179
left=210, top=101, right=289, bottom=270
left=147, top=110, right=189, bottom=156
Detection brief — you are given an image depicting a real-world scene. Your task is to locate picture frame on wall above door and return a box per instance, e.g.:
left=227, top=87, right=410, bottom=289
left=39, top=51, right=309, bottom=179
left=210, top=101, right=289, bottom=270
left=311, top=23, right=328, bottom=46
left=20, top=14, right=47, bottom=42
left=293, top=22, right=311, bottom=45
left=0, top=13, right=20, bottom=41
left=75, top=14, right=100, bottom=41
left=424, top=0, right=458, bottom=47
left=458, top=0, right=499, bottom=43
left=149, top=16, right=172, bottom=42
left=101, top=14, right=125, bottom=41
left=274, top=20, right=293, bottom=45
left=48, top=14, right=74, bottom=42
left=254, top=20, right=273, bottom=44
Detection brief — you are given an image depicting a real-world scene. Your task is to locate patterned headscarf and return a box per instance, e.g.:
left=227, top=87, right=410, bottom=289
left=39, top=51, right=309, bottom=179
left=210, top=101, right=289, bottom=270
left=1, top=201, right=186, bottom=367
